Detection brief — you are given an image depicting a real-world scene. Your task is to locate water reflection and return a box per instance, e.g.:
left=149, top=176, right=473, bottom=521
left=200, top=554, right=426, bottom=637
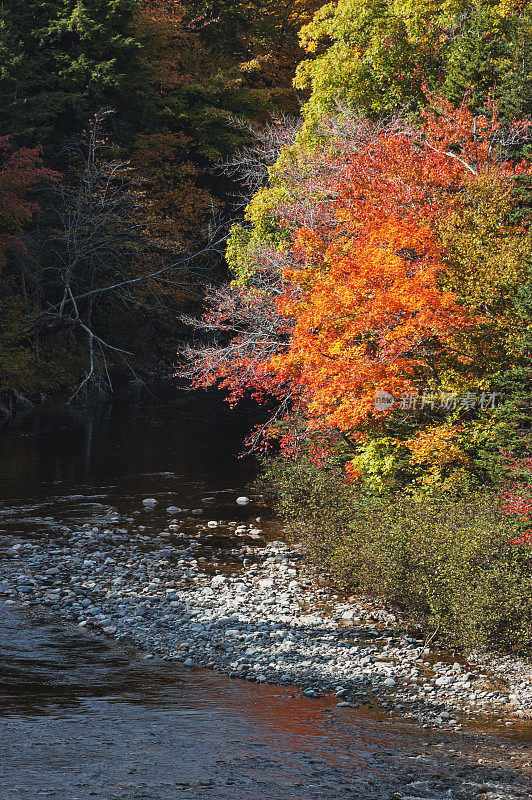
left=0, top=391, right=262, bottom=537
left=1, top=603, right=531, bottom=800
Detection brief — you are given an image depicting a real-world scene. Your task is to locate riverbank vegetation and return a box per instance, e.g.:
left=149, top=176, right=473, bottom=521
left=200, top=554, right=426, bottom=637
left=183, top=0, right=532, bottom=653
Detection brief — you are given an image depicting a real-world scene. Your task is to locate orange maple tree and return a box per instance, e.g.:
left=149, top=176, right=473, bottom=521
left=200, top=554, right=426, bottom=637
left=266, top=96, right=531, bottom=433
left=185, top=95, right=531, bottom=452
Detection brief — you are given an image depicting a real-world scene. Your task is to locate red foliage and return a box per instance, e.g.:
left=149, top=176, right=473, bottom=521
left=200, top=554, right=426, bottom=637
left=500, top=451, right=532, bottom=545
left=0, top=137, right=56, bottom=269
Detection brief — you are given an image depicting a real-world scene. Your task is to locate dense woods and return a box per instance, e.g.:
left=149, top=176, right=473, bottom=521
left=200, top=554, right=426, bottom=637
left=0, top=0, right=317, bottom=399
left=1, top=0, right=532, bottom=646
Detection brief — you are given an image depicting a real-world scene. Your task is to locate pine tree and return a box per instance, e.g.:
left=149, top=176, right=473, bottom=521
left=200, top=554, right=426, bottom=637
left=0, top=0, right=147, bottom=148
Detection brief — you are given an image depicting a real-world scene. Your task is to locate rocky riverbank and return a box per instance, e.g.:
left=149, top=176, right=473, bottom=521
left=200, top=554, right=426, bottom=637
left=1, top=500, right=532, bottom=731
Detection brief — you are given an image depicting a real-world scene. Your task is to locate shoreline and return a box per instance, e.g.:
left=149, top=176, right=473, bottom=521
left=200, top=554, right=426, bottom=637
left=1, top=506, right=532, bottom=732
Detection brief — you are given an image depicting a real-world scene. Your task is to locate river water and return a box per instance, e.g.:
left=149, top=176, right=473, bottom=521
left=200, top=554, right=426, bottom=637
left=1, top=392, right=531, bottom=800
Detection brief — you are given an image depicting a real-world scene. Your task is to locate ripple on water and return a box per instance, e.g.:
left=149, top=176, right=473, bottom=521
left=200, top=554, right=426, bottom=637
left=1, top=602, right=532, bottom=800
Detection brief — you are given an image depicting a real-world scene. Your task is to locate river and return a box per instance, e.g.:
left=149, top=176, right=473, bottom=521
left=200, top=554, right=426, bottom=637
left=0, top=392, right=531, bottom=800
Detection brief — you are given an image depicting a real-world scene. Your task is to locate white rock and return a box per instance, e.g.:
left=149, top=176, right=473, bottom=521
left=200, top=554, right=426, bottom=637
left=103, top=625, right=117, bottom=635
left=207, top=521, right=218, bottom=528
left=142, top=498, right=158, bottom=507
left=236, top=497, right=251, bottom=505
left=383, top=677, right=396, bottom=688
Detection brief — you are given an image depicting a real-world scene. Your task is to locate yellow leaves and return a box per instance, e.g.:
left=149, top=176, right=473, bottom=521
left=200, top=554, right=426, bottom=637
left=438, top=171, right=531, bottom=311
left=407, top=425, right=469, bottom=469
left=496, top=0, right=532, bottom=18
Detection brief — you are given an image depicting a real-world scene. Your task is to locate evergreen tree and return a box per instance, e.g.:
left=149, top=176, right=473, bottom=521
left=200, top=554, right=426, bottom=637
left=0, top=0, right=146, bottom=148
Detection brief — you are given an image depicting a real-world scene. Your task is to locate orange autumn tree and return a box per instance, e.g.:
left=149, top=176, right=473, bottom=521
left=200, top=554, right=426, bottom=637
left=183, top=96, right=531, bottom=478
left=269, top=98, right=531, bottom=435
left=273, top=218, right=473, bottom=433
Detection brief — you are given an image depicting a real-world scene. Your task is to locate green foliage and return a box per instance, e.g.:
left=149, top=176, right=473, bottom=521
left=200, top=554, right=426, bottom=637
left=261, top=455, right=532, bottom=653
left=0, top=0, right=147, bottom=148
left=0, top=0, right=318, bottom=397
left=295, top=0, right=532, bottom=125
left=226, top=185, right=292, bottom=283
left=0, top=294, right=34, bottom=392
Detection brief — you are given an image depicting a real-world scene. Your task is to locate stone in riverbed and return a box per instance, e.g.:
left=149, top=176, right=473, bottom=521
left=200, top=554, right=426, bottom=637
left=236, top=497, right=250, bottom=506
left=142, top=498, right=158, bottom=508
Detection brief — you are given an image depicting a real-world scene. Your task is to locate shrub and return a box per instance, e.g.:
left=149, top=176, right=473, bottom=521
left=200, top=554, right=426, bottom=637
left=260, top=456, right=532, bottom=654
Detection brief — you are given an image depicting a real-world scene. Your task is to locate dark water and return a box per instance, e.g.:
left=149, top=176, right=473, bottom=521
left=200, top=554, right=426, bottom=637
left=1, top=393, right=532, bottom=799
left=0, top=392, right=260, bottom=534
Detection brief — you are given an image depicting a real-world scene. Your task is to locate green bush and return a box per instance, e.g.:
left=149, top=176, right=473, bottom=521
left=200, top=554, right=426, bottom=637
left=260, top=456, right=532, bottom=654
